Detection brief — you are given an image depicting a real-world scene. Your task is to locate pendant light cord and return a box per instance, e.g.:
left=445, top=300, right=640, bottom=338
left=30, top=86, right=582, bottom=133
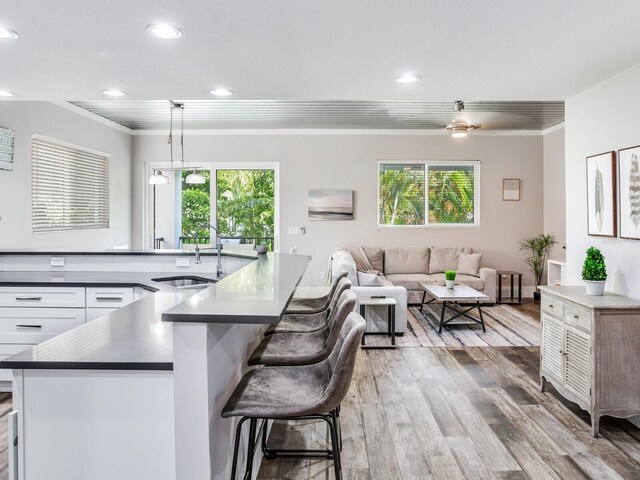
left=168, top=104, right=174, bottom=165
left=181, top=105, right=185, bottom=168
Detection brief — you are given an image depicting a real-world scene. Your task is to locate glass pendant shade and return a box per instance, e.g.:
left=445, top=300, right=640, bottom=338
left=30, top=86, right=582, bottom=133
left=185, top=171, right=206, bottom=184
left=149, top=170, right=170, bottom=184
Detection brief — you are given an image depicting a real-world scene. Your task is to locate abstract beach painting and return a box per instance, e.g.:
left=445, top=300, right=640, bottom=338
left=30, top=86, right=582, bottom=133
left=586, top=152, right=616, bottom=237
left=618, top=145, right=640, bottom=240
left=308, top=190, right=353, bottom=220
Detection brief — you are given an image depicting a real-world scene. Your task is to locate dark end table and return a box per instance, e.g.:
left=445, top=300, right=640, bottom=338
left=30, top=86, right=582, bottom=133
left=496, top=271, right=522, bottom=304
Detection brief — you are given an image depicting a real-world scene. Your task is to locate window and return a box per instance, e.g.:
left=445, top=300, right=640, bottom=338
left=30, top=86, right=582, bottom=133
left=378, top=161, right=480, bottom=226
left=32, top=135, right=109, bottom=232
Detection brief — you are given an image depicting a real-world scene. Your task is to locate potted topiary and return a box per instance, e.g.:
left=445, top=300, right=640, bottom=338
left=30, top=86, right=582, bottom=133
left=519, top=233, right=557, bottom=301
left=582, top=247, right=607, bottom=296
left=445, top=270, right=456, bottom=289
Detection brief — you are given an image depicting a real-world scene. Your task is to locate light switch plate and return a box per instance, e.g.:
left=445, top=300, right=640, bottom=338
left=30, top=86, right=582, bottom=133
left=176, top=258, right=190, bottom=267
left=288, top=227, right=300, bottom=235
left=50, top=256, right=64, bottom=267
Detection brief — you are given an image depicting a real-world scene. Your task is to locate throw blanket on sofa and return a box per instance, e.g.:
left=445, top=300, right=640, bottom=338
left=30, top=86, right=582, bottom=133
left=327, top=245, right=381, bottom=282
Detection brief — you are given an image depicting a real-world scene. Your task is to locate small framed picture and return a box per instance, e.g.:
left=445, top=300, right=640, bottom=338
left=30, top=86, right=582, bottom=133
left=618, top=145, right=640, bottom=240
left=586, top=151, right=617, bottom=237
left=502, top=178, right=520, bottom=201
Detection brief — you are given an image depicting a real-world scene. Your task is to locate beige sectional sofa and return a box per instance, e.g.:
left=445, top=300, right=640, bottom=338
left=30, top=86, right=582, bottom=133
left=331, top=245, right=497, bottom=305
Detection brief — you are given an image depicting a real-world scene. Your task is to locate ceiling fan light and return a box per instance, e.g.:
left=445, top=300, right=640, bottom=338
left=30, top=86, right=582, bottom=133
left=149, top=170, right=170, bottom=185
left=451, top=128, right=468, bottom=138
left=185, top=171, right=206, bottom=184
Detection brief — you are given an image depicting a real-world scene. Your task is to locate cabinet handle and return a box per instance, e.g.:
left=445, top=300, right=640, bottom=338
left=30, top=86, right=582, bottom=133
left=15, top=296, right=42, bottom=301
left=16, top=324, right=43, bottom=329
left=95, top=296, right=123, bottom=301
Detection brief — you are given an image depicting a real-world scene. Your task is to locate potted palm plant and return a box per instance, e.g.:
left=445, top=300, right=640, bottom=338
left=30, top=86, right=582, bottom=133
left=582, top=247, right=607, bottom=295
left=519, top=233, right=557, bottom=301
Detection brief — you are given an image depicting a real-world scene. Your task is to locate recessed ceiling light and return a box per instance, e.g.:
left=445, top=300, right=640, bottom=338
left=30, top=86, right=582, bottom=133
left=395, top=73, right=421, bottom=84
left=0, top=27, right=18, bottom=39
left=146, top=24, right=182, bottom=40
left=0, top=90, right=16, bottom=97
left=102, top=89, right=127, bottom=97
left=209, top=88, right=234, bottom=97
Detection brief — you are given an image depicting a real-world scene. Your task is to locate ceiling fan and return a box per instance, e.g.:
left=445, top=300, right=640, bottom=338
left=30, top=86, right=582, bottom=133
left=445, top=100, right=481, bottom=137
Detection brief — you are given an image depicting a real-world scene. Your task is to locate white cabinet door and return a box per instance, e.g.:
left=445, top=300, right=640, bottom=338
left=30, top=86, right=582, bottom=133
left=0, top=308, right=86, bottom=344
left=0, top=287, right=85, bottom=308
left=86, top=287, right=133, bottom=308
left=541, top=314, right=564, bottom=382
left=564, top=324, right=591, bottom=402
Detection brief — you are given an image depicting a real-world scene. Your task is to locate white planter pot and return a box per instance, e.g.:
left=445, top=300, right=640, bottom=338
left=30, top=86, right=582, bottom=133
left=445, top=280, right=455, bottom=289
left=585, top=280, right=605, bottom=296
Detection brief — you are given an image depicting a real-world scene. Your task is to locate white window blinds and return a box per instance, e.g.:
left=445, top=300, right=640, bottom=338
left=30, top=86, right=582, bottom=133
left=32, top=135, right=110, bottom=232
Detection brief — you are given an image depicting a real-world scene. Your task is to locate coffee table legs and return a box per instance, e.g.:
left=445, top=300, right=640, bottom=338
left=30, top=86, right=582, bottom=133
left=437, top=301, right=486, bottom=334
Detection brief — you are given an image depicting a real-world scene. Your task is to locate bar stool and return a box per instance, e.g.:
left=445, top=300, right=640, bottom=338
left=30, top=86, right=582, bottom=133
left=265, top=277, right=351, bottom=336
left=222, top=312, right=365, bottom=480
left=285, top=272, right=347, bottom=314
left=249, top=290, right=357, bottom=366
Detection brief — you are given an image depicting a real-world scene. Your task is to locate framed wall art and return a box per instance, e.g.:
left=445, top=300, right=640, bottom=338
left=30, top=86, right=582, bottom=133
left=0, top=127, right=14, bottom=171
left=618, top=145, right=640, bottom=240
left=586, top=151, right=616, bottom=237
left=502, top=178, right=520, bottom=201
left=308, top=189, right=353, bottom=220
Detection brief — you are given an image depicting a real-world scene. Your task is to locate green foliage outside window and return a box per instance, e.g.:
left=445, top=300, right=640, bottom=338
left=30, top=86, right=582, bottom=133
left=428, top=166, right=475, bottom=224
left=379, top=165, right=425, bottom=225
left=181, top=171, right=211, bottom=240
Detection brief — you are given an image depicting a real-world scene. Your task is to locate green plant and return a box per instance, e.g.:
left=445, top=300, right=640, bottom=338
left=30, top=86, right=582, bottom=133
left=582, top=247, right=607, bottom=281
left=445, top=270, right=457, bottom=281
left=519, top=233, right=557, bottom=287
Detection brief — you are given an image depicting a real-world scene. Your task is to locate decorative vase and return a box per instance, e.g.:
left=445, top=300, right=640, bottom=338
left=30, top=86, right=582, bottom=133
left=533, top=291, right=541, bottom=302
left=585, top=280, right=605, bottom=296
left=445, top=280, right=455, bottom=289
left=256, top=245, right=268, bottom=254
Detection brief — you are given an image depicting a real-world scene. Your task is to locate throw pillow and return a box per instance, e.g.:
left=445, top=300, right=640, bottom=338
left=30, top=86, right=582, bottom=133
left=457, top=253, right=483, bottom=277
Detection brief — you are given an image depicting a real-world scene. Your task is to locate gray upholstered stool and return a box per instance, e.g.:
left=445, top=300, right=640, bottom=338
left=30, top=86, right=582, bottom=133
left=249, top=290, right=356, bottom=366
left=265, top=277, right=351, bottom=336
left=285, top=271, right=347, bottom=314
left=222, top=312, right=365, bottom=480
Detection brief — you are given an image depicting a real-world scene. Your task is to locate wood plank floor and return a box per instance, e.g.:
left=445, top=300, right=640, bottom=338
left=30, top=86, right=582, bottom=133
left=257, top=302, right=640, bottom=480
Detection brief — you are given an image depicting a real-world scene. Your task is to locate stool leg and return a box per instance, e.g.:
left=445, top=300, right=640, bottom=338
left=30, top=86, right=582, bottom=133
left=322, top=413, right=342, bottom=480
left=230, top=417, right=249, bottom=480
left=244, top=418, right=258, bottom=480
left=335, top=404, right=343, bottom=452
left=261, top=419, right=276, bottom=459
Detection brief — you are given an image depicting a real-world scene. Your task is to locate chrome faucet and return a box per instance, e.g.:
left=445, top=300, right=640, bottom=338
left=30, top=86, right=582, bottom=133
left=194, top=224, right=223, bottom=278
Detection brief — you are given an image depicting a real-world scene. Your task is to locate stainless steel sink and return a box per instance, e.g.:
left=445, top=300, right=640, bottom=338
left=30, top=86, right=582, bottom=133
left=151, top=276, right=217, bottom=289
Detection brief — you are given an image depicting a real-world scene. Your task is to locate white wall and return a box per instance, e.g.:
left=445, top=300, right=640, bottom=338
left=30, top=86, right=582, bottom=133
left=0, top=102, right=132, bottom=249
left=565, top=63, right=640, bottom=299
left=543, top=126, right=566, bottom=261
left=133, top=132, right=544, bottom=286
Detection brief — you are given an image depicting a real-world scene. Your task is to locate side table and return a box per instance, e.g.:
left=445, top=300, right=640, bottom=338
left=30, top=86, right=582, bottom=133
left=497, top=271, right=522, bottom=304
left=358, top=297, right=397, bottom=349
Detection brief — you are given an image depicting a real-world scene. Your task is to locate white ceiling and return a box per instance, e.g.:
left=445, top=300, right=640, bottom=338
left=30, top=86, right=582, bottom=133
left=1, top=1, right=640, bottom=102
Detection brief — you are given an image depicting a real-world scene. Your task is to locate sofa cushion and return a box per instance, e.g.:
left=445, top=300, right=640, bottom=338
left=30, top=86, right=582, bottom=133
left=428, top=273, right=485, bottom=291
left=428, top=246, right=473, bottom=274
left=457, top=253, right=483, bottom=277
left=362, top=247, right=384, bottom=273
left=385, top=273, right=434, bottom=291
left=332, top=250, right=359, bottom=285
left=384, top=246, right=430, bottom=275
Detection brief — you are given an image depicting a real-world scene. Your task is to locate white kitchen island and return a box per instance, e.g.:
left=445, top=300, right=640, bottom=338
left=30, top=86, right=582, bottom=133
left=0, top=252, right=310, bottom=480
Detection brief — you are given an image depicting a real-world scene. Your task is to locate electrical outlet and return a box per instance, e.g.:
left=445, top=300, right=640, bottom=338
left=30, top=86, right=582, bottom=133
left=288, top=227, right=300, bottom=235
left=300, top=227, right=306, bottom=235
left=50, top=257, right=65, bottom=267
left=176, top=258, right=190, bottom=267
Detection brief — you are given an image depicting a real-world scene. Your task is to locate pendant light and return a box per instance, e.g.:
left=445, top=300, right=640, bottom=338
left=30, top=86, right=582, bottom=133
left=445, top=101, right=481, bottom=138
left=148, top=101, right=206, bottom=184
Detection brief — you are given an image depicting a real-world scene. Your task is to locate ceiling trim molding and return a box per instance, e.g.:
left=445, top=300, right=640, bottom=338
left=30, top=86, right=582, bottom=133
left=541, top=122, right=565, bottom=135
left=131, top=128, right=548, bottom=136
left=53, top=101, right=133, bottom=134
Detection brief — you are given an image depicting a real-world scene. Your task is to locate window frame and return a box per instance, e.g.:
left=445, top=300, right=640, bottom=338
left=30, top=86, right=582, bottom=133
left=31, top=134, right=110, bottom=233
left=377, top=160, right=481, bottom=228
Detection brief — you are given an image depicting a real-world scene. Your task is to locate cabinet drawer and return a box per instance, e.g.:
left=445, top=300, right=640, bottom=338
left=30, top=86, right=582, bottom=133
left=86, top=307, right=118, bottom=322
left=0, top=344, right=33, bottom=381
left=0, top=308, right=85, bottom=344
left=542, top=295, right=564, bottom=318
left=564, top=304, right=592, bottom=332
left=0, top=287, right=85, bottom=308
left=86, top=287, right=134, bottom=308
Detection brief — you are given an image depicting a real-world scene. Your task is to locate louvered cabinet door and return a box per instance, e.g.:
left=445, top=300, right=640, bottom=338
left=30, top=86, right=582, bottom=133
left=541, top=314, right=564, bottom=382
left=563, top=325, right=592, bottom=403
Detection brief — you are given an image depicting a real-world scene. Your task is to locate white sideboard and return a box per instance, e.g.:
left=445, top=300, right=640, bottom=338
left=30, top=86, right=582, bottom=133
left=539, top=286, right=640, bottom=436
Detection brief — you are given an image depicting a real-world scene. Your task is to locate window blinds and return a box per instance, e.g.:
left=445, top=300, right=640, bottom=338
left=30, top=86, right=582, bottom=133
left=31, top=135, right=110, bottom=232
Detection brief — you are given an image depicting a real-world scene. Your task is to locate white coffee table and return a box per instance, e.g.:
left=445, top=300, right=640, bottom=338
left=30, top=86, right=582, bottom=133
left=420, top=283, right=488, bottom=334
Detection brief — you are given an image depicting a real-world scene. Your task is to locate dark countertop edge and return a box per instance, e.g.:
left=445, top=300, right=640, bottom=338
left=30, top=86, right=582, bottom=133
left=164, top=313, right=282, bottom=324
left=0, top=250, right=258, bottom=260
left=0, top=361, right=173, bottom=371
left=0, top=280, right=160, bottom=292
